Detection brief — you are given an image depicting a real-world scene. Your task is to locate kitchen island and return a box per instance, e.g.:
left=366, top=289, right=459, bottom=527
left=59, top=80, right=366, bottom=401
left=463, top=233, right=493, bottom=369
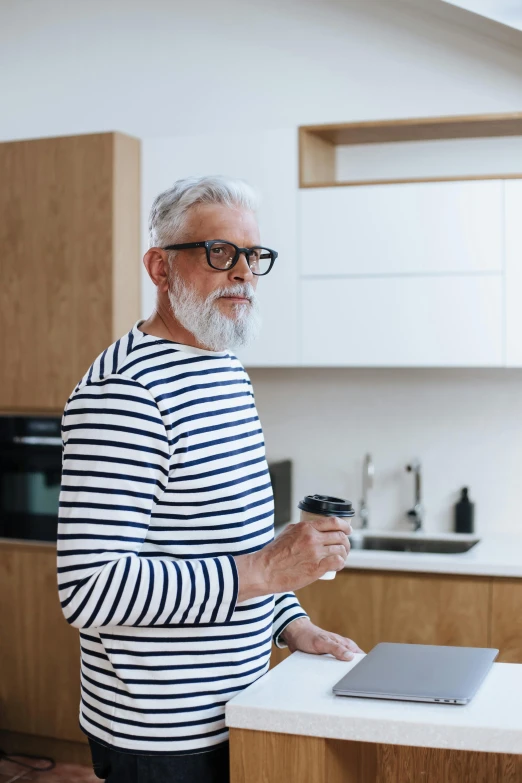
left=227, top=650, right=522, bottom=782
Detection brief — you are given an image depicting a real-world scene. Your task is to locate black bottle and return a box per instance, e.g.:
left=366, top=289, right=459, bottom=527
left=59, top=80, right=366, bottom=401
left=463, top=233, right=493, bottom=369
left=455, top=487, right=474, bottom=534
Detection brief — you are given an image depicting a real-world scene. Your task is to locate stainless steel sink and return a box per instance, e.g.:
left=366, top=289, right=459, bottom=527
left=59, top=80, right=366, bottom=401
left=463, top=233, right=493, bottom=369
left=350, top=536, right=480, bottom=554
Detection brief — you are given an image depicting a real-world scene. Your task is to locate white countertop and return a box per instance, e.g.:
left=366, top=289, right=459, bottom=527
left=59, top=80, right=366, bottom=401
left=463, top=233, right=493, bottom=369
left=226, top=651, right=522, bottom=754
left=345, top=531, right=522, bottom=578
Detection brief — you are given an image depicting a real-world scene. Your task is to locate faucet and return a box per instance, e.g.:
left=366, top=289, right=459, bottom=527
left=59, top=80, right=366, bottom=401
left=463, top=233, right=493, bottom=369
left=406, top=459, right=424, bottom=532
left=359, top=454, right=374, bottom=528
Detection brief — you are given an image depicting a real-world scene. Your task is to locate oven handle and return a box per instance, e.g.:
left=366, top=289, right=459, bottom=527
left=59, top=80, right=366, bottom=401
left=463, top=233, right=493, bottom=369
left=12, top=436, right=62, bottom=446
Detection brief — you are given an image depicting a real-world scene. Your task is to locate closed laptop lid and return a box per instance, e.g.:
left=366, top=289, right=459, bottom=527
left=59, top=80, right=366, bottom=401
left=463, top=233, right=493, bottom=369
left=333, top=643, right=498, bottom=703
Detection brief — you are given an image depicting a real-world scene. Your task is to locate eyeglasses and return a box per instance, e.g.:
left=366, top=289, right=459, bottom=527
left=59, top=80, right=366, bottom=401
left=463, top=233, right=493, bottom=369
left=162, top=240, right=278, bottom=276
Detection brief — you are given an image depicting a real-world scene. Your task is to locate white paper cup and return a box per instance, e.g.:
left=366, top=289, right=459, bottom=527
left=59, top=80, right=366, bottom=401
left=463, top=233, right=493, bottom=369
left=297, top=494, right=355, bottom=581
left=299, top=510, right=339, bottom=580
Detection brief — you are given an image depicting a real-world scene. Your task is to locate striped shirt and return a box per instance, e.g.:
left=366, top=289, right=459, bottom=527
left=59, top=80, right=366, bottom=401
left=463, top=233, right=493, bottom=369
left=57, top=322, right=306, bottom=754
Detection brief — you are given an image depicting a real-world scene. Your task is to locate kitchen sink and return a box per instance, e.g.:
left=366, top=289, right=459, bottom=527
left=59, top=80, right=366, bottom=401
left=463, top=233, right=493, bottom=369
left=349, top=536, right=480, bottom=554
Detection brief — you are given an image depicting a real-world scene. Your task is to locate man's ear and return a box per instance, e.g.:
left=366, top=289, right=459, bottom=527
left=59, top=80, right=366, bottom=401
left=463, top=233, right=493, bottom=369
left=143, top=248, right=170, bottom=293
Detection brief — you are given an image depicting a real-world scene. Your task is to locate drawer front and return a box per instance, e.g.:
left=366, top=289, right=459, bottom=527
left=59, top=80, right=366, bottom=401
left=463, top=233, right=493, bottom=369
left=300, top=181, right=504, bottom=277
left=301, top=275, right=503, bottom=367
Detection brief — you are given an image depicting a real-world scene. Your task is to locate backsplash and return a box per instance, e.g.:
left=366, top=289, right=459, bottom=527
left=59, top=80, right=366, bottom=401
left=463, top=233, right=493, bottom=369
left=248, top=368, right=522, bottom=535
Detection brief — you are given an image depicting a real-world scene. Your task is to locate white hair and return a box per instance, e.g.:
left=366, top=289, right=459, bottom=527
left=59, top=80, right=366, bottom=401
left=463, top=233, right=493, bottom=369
left=148, top=175, right=260, bottom=248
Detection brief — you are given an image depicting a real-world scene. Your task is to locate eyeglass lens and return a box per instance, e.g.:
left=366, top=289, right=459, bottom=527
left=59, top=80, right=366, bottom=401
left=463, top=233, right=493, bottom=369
left=208, top=243, right=272, bottom=275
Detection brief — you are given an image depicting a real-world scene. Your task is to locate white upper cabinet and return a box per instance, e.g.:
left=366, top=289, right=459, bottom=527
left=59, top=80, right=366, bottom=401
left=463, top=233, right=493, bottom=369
left=301, top=275, right=504, bottom=367
left=505, top=180, right=522, bottom=368
left=142, top=128, right=299, bottom=367
left=142, top=128, right=515, bottom=369
left=299, top=181, right=504, bottom=277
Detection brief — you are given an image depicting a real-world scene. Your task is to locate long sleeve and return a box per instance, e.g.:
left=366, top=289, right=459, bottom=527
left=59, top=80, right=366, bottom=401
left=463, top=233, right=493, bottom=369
left=272, top=591, right=309, bottom=648
left=57, top=376, right=238, bottom=630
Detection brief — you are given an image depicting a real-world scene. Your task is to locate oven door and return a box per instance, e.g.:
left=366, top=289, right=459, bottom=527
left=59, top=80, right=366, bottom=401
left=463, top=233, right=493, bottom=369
left=0, top=434, right=62, bottom=543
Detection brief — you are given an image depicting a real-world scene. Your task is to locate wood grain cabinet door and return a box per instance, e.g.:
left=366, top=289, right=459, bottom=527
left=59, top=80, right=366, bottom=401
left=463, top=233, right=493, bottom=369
left=0, top=133, right=140, bottom=412
left=491, top=578, right=522, bottom=663
left=294, top=570, right=490, bottom=652
left=0, top=544, right=85, bottom=742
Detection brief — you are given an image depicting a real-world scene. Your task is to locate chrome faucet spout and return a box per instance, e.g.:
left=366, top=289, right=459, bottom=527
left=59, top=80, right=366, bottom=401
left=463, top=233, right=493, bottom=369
left=359, top=454, right=374, bottom=529
left=406, top=459, right=424, bottom=532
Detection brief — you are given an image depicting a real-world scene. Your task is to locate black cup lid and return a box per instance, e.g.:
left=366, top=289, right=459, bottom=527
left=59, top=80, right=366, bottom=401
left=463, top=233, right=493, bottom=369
left=298, top=494, right=354, bottom=517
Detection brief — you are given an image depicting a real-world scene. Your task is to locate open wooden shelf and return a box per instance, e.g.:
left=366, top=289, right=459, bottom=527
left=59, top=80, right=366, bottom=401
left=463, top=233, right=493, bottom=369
left=299, top=112, right=522, bottom=188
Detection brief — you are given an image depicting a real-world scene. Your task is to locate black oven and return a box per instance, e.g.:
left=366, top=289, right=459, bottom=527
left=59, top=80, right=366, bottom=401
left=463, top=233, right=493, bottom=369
left=0, top=416, right=62, bottom=542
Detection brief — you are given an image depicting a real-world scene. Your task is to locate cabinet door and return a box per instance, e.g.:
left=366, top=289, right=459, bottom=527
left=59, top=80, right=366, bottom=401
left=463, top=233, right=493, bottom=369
left=0, top=544, right=85, bottom=742
left=505, top=181, right=522, bottom=367
left=300, top=181, right=503, bottom=277
left=491, top=578, right=522, bottom=663
left=294, top=570, right=490, bottom=652
left=301, top=275, right=503, bottom=366
left=0, top=134, right=140, bottom=412
left=142, top=129, right=299, bottom=367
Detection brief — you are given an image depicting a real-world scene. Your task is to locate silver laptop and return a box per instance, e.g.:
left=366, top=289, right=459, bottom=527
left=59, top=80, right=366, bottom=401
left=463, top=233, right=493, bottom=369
left=333, top=643, right=498, bottom=705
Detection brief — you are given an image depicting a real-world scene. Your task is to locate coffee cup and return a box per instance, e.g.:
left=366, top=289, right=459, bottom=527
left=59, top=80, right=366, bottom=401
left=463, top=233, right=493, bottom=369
left=298, top=494, right=355, bottom=580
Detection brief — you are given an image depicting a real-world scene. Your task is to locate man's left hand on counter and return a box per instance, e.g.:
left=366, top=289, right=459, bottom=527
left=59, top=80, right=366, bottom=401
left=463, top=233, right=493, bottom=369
left=280, top=617, right=363, bottom=661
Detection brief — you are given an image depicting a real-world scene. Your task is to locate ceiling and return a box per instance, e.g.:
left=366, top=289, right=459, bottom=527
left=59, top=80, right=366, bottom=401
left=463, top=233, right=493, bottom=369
left=393, top=0, right=522, bottom=48
left=440, top=0, right=522, bottom=31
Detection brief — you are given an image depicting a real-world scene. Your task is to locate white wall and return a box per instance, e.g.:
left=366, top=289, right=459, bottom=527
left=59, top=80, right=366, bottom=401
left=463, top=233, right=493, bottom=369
left=336, top=137, right=522, bottom=182
left=1, top=0, right=522, bottom=143
left=250, top=368, right=522, bottom=535
left=3, top=0, right=522, bottom=535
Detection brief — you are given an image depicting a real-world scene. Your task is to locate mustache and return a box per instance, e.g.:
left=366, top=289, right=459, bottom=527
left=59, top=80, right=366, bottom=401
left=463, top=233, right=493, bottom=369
left=207, top=283, right=256, bottom=303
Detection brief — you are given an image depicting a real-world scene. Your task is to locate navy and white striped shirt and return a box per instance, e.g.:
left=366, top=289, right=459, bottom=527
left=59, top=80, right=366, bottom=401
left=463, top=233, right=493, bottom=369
left=57, top=322, right=306, bottom=754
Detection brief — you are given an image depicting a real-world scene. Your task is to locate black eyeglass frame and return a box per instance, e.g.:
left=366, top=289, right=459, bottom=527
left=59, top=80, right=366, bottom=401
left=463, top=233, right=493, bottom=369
left=162, top=239, right=278, bottom=276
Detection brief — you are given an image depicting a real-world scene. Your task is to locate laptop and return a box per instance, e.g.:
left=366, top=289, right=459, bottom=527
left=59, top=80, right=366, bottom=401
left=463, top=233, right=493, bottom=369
left=333, top=643, right=498, bottom=705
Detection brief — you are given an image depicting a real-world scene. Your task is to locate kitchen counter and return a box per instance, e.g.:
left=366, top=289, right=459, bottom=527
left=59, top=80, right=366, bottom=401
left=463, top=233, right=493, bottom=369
left=345, top=531, right=522, bottom=578
left=3, top=531, right=522, bottom=577
left=226, top=650, right=522, bottom=754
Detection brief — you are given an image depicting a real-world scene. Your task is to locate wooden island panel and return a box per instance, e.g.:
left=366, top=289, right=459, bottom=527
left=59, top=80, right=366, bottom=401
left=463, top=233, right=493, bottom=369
left=230, top=729, right=522, bottom=783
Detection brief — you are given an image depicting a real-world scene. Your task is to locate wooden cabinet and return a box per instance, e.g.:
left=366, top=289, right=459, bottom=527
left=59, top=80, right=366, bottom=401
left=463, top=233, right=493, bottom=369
left=298, top=570, right=490, bottom=649
left=0, top=542, right=85, bottom=742
left=272, top=569, right=491, bottom=667
left=301, top=275, right=503, bottom=367
left=0, top=132, right=140, bottom=412
left=491, top=578, right=522, bottom=663
left=300, top=181, right=504, bottom=278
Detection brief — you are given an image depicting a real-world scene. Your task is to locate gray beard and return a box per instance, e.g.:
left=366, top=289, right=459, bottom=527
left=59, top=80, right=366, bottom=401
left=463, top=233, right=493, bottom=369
left=167, top=272, right=262, bottom=352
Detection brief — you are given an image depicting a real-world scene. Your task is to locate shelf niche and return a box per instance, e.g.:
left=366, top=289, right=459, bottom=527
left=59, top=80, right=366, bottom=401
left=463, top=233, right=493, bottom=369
left=299, top=112, right=522, bottom=188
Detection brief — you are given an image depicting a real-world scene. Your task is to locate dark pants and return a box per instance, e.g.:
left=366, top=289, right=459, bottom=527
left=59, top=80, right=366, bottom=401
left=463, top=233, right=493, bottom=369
left=89, top=737, right=230, bottom=783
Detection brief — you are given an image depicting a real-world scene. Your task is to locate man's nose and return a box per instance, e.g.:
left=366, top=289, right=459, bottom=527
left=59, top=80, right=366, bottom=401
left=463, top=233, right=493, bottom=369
left=230, top=252, right=254, bottom=282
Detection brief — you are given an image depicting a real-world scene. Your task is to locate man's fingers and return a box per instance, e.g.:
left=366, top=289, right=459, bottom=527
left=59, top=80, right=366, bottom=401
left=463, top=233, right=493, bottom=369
left=318, top=530, right=350, bottom=548
left=320, top=554, right=347, bottom=573
left=313, top=633, right=355, bottom=661
left=330, top=634, right=364, bottom=654
left=325, top=544, right=349, bottom=559
left=309, top=516, right=353, bottom=535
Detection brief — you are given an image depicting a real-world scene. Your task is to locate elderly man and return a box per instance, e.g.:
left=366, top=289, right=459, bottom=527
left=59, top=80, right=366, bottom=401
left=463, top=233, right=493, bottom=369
left=57, top=175, right=361, bottom=783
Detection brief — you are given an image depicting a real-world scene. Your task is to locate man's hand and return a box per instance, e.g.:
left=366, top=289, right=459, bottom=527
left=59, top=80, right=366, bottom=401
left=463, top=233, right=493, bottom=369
left=235, top=516, right=352, bottom=602
left=280, top=617, right=363, bottom=661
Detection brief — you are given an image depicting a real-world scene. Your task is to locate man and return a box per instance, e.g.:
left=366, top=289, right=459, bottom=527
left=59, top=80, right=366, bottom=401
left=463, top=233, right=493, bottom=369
left=57, top=175, right=361, bottom=783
